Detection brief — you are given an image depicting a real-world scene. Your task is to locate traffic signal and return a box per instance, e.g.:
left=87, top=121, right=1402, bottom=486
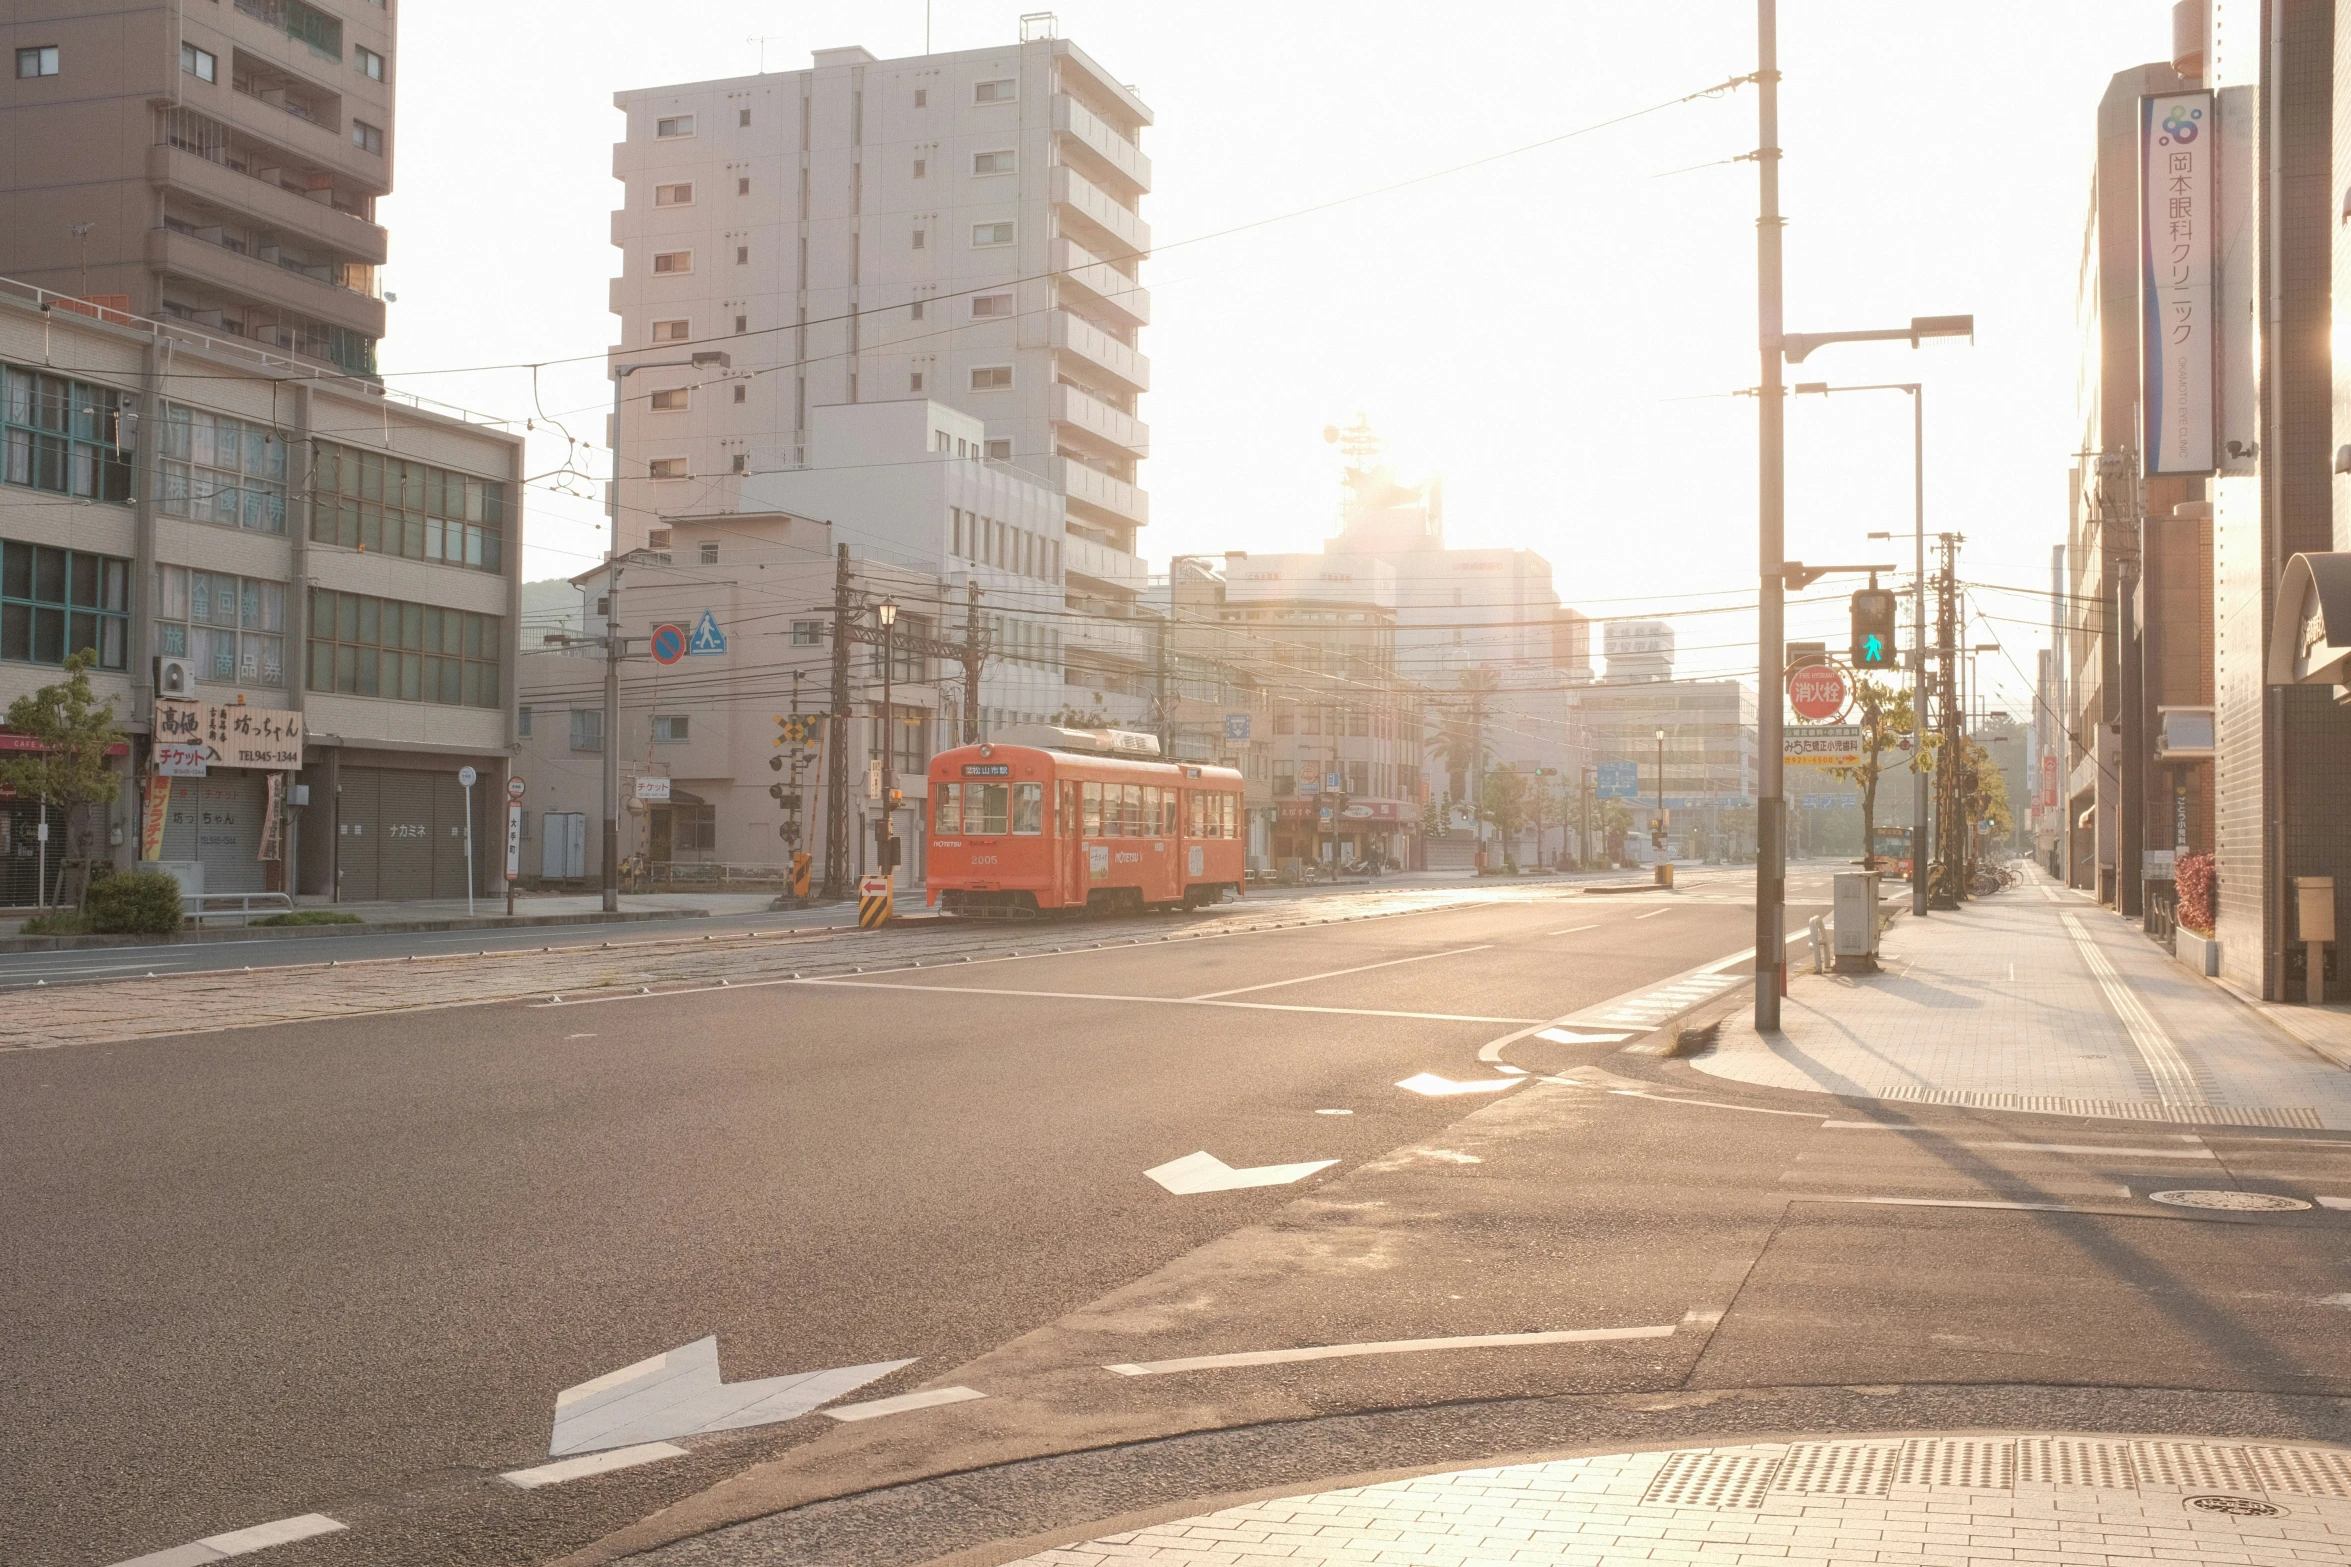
left=1850, top=588, right=1898, bottom=670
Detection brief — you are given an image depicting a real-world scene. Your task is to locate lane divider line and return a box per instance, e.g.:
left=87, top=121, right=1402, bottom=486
left=1102, top=1324, right=1675, bottom=1376
left=1185, top=944, right=1494, bottom=1001
left=110, top=1513, right=345, bottom=1567
left=823, top=1385, right=985, bottom=1422
left=2061, top=912, right=2203, bottom=1106
left=501, top=1442, right=687, bottom=1490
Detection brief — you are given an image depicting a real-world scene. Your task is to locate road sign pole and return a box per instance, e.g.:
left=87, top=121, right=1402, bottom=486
left=458, top=766, right=477, bottom=918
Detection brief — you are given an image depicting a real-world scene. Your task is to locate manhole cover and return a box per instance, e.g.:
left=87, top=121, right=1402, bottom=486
left=2186, top=1494, right=2286, bottom=1517
left=2148, top=1189, right=2312, bottom=1211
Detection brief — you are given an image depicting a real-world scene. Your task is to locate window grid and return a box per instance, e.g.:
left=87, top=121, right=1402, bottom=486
left=307, top=589, right=500, bottom=708
left=1, top=540, right=128, bottom=669
left=311, top=442, right=506, bottom=571
left=3, top=365, right=132, bottom=504
left=154, top=566, right=285, bottom=686
left=159, top=404, right=285, bottom=530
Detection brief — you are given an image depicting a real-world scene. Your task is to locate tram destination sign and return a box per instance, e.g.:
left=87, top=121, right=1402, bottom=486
left=961, top=763, right=1010, bottom=776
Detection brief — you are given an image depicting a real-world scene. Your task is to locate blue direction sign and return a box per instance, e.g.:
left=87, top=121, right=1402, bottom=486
left=1595, top=761, right=1639, bottom=799
left=688, top=608, right=727, bottom=655
left=1224, top=713, right=1251, bottom=741
left=649, top=623, right=687, bottom=665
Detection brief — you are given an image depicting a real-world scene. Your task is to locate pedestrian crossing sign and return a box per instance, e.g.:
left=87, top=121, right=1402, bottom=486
left=688, top=608, right=727, bottom=655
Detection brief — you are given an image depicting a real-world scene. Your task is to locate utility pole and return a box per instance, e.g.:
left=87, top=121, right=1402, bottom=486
left=2117, top=512, right=2145, bottom=920
left=823, top=543, right=853, bottom=898
left=877, top=597, right=899, bottom=879
left=600, top=566, right=622, bottom=913
left=1752, top=0, right=1788, bottom=1027
left=961, top=579, right=983, bottom=743
left=1930, top=533, right=1964, bottom=908
left=1581, top=764, right=1594, bottom=870
left=1154, top=613, right=1171, bottom=755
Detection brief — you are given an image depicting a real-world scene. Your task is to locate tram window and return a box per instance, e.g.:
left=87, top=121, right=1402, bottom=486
left=1222, top=793, right=1236, bottom=838
left=1059, top=781, right=1078, bottom=834
left=1142, top=786, right=1160, bottom=836
left=970, top=783, right=1009, bottom=834
left=1163, top=790, right=1179, bottom=835
left=1082, top=780, right=1102, bottom=836
left=1122, top=783, right=1144, bottom=837
left=934, top=782, right=961, bottom=834
left=1185, top=790, right=1200, bottom=837
left=1012, top=781, right=1043, bottom=834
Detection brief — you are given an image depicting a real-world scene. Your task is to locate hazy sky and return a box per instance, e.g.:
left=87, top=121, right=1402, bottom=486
left=377, top=0, right=2171, bottom=710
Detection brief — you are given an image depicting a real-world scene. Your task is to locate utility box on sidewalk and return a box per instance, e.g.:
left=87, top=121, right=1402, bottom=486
left=1833, top=871, right=1882, bottom=973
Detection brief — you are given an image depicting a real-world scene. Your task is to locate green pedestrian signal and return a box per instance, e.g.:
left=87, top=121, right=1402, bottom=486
left=1850, top=589, right=1898, bottom=670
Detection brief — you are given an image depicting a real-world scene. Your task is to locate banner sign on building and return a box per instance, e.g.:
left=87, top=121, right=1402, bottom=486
left=2142, top=90, right=2214, bottom=475
left=140, top=777, right=172, bottom=860
left=155, top=700, right=304, bottom=769
left=153, top=742, right=209, bottom=778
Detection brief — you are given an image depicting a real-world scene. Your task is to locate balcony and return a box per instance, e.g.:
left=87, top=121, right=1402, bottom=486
left=148, top=145, right=386, bottom=264
left=1050, top=381, right=1149, bottom=461
left=1063, top=617, right=1153, bottom=668
left=1051, top=455, right=1148, bottom=530
left=1050, top=237, right=1148, bottom=328
left=1050, top=166, right=1148, bottom=260
left=1061, top=529, right=1147, bottom=595
left=1050, top=309, right=1148, bottom=395
left=1051, top=93, right=1150, bottom=194
left=147, top=227, right=385, bottom=337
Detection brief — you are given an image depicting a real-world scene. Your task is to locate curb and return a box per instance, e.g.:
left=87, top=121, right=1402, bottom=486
left=0, top=906, right=708, bottom=954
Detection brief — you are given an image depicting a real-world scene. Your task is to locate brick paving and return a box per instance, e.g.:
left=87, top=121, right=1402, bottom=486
left=1693, top=868, right=2351, bottom=1130
left=1014, top=1434, right=2351, bottom=1565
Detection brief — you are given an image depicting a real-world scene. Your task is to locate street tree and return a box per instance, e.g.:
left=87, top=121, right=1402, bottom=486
left=1822, top=675, right=1917, bottom=870
left=1480, top=769, right=1526, bottom=870
left=0, top=650, right=126, bottom=901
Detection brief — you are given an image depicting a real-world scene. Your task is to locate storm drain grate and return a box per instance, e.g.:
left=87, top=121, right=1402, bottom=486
left=2248, top=1445, right=2351, bottom=1498
left=1773, top=1442, right=1898, bottom=1497
left=1880, top=1088, right=2322, bottom=1129
left=2018, top=1438, right=2137, bottom=1489
left=1896, top=1437, right=2016, bottom=1490
left=1642, top=1449, right=1781, bottom=1509
left=2131, top=1441, right=2262, bottom=1491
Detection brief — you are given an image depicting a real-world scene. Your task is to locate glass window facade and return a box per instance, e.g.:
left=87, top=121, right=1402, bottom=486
left=305, top=589, right=500, bottom=708
left=154, top=566, right=285, bottom=686
left=1, top=539, right=128, bottom=669
left=158, top=404, right=287, bottom=531
left=311, top=443, right=506, bottom=572
left=2, top=365, right=131, bottom=504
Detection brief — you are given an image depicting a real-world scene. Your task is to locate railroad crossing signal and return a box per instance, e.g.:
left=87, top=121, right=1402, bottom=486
left=1850, top=588, right=1898, bottom=670
left=790, top=852, right=812, bottom=899
left=773, top=713, right=818, bottom=746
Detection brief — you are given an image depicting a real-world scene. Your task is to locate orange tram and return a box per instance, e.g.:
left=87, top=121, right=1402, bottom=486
left=924, top=741, right=1247, bottom=917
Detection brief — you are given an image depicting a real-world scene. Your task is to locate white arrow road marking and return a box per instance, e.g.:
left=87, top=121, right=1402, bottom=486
left=1145, top=1150, right=1339, bottom=1194
left=1536, top=1026, right=1634, bottom=1045
left=548, top=1337, right=913, bottom=1455
left=502, top=1442, right=686, bottom=1490
left=1396, top=1072, right=1519, bottom=1096
left=110, top=1513, right=346, bottom=1566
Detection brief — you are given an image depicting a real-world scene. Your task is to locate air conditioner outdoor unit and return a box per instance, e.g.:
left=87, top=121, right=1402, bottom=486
left=156, top=656, right=195, bottom=698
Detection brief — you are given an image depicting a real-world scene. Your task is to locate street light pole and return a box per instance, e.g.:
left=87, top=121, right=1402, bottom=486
left=1754, top=0, right=1788, bottom=1027
left=603, top=347, right=730, bottom=913
left=878, top=598, right=898, bottom=878
left=1655, top=727, right=1667, bottom=864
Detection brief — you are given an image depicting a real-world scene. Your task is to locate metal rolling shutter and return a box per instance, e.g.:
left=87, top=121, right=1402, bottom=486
left=376, top=769, right=436, bottom=900
left=179, top=772, right=267, bottom=894
left=335, top=767, right=380, bottom=901
left=429, top=770, right=475, bottom=898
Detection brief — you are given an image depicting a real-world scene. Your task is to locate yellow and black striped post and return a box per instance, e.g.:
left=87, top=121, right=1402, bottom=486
left=791, top=852, right=812, bottom=899
left=857, top=874, right=893, bottom=929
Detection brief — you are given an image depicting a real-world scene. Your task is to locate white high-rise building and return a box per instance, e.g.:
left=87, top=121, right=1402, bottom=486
left=608, top=28, right=1154, bottom=713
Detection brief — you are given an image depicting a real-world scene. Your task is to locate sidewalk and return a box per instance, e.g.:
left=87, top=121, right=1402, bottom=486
left=1688, top=865, right=2351, bottom=1130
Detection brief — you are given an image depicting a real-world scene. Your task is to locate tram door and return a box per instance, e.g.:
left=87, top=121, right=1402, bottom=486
left=1057, top=781, right=1085, bottom=908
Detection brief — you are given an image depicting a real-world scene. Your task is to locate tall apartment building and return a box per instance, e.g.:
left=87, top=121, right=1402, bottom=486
left=0, top=279, right=522, bottom=907
left=1, top=0, right=393, bottom=378
left=607, top=29, right=1154, bottom=715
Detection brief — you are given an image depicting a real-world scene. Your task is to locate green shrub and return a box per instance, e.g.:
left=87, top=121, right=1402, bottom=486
left=20, top=911, right=91, bottom=935
left=84, top=869, right=187, bottom=934
left=251, top=910, right=363, bottom=926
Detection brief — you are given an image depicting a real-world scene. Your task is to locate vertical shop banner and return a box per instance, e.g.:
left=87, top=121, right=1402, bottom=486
left=259, top=772, right=284, bottom=862
left=140, top=776, right=172, bottom=860
left=2143, top=90, right=2214, bottom=474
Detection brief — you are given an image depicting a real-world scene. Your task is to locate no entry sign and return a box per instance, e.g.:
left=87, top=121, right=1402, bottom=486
left=650, top=623, right=687, bottom=665
left=1786, top=662, right=1850, bottom=722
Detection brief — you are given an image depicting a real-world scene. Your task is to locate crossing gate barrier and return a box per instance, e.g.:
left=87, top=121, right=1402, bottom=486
left=858, top=874, right=893, bottom=929
left=791, top=852, right=811, bottom=899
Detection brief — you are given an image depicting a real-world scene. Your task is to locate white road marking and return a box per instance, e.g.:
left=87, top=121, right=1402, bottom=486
left=111, top=1513, right=349, bottom=1565
left=1982, top=1143, right=2217, bottom=1159
left=783, top=978, right=1537, bottom=1025
left=1145, top=1150, right=1339, bottom=1194
left=1635, top=908, right=1674, bottom=920
left=548, top=1337, right=912, bottom=1455
left=1396, top=1072, right=1520, bottom=1097
left=1547, top=924, right=1600, bottom=936
left=824, top=1385, right=985, bottom=1422
left=2062, top=912, right=2202, bottom=1105
left=1536, top=1026, right=1635, bottom=1045
left=501, top=1442, right=686, bottom=1489
left=1315, top=1108, right=1354, bottom=1115
left=1102, top=1324, right=1675, bottom=1376
left=1185, top=944, right=1493, bottom=1001
left=1582, top=1085, right=1829, bottom=1119
left=2316, top=1196, right=2350, bottom=1210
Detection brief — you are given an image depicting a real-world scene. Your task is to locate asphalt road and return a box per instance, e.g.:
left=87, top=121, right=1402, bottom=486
left=60, top=863, right=2325, bottom=1567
